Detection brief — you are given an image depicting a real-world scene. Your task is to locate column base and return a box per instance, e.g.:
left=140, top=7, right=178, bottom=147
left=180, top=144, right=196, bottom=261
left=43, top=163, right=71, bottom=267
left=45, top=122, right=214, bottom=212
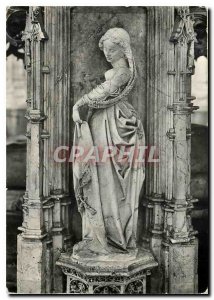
left=161, top=238, right=198, bottom=294
left=57, top=248, right=158, bottom=294
left=17, top=233, right=47, bottom=293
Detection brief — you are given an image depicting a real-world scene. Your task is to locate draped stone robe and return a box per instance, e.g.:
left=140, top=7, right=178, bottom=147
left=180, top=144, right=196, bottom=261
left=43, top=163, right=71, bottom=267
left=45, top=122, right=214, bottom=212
left=73, top=67, right=145, bottom=259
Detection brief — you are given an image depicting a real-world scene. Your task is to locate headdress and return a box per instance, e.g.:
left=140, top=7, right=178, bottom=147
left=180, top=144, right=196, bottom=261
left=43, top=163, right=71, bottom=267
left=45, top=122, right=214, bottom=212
left=88, top=28, right=137, bottom=109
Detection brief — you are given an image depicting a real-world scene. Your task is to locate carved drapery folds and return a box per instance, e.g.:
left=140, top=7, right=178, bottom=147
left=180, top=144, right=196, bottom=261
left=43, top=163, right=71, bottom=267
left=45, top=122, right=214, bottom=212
left=144, top=6, right=198, bottom=294
left=17, top=7, right=72, bottom=293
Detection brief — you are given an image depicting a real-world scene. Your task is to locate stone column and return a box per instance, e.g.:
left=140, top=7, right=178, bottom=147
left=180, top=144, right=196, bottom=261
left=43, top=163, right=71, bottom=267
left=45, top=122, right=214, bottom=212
left=17, top=7, right=48, bottom=293
left=143, top=7, right=175, bottom=292
left=162, top=7, right=198, bottom=294
left=17, top=6, right=72, bottom=293
left=43, top=6, right=72, bottom=292
left=144, top=7, right=199, bottom=294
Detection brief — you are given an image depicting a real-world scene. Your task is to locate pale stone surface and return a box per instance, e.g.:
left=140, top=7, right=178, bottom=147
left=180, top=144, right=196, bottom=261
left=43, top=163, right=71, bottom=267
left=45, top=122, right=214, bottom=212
left=57, top=248, right=158, bottom=294
left=59, top=248, right=157, bottom=271
left=17, top=234, right=47, bottom=293
left=168, top=241, right=198, bottom=294
left=17, top=7, right=73, bottom=294
left=143, top=7, right=199, bottom=294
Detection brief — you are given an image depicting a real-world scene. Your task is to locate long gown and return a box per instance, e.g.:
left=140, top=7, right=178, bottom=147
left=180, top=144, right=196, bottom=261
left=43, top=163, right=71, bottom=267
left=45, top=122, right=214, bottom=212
left=72, top=68, right=145, bottom=260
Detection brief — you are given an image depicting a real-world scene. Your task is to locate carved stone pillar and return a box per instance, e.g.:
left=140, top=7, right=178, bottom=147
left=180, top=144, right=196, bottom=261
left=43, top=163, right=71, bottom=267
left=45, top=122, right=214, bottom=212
left=143, top=7, right=175, bottom=292
left=144, top=7, right=199, bottom=294
left=162, top=7, right=199, bottom=294
left=42, top=6, right=72, bottom=293
left=17, top=7, right=48, bottom=293
left=17, top=6, right=72, bottom=293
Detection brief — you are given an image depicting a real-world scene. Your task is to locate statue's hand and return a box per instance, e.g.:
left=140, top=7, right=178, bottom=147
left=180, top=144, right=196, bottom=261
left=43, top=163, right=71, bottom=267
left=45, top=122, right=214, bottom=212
left=72, top=108, right=82, bottom=123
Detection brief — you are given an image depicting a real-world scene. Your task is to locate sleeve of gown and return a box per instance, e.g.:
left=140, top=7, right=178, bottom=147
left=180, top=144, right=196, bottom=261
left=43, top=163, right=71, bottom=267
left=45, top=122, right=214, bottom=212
left=73, top=68, right=131, bottom=109
left=87, top=68, right=131, bottom=101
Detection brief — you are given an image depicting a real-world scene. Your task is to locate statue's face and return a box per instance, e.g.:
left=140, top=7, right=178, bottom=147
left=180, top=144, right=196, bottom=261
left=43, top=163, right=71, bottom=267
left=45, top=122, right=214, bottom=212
left=103, top=40, right=124, bottom=64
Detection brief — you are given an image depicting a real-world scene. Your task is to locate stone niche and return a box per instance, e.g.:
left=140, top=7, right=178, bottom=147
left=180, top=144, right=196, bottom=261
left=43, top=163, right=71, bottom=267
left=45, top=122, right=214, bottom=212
left=70, top=6, right=147, bottom=243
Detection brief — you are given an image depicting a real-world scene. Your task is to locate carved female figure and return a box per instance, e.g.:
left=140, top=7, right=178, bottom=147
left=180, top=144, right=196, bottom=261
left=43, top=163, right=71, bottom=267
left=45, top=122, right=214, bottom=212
left=72, top=28, right=145, bottom=260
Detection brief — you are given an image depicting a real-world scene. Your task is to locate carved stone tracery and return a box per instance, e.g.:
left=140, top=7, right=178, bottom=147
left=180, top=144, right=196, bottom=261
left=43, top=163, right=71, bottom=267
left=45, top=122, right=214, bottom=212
left=57, top=248, right=157, bottom=294
left=61, top=265, right=150, bottom=294
left=125, top=279, right=145, bottom=294
left=70, top=279, right=89, bottom=294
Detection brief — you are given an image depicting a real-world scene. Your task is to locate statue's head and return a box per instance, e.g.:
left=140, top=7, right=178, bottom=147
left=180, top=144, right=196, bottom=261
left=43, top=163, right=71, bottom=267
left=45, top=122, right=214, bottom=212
left=99, top=28, right=132, bottom=65
left=99, top=28, right=137, bottom=103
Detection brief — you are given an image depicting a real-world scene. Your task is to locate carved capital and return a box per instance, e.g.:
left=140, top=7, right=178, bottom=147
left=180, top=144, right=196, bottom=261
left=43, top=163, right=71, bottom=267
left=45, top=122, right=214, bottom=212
left=31, top=7, right=48, bottom=42
left=41, top=130, right=50, bottom=139
left=42, top=66, right=50, bottom=74
left=167, top=102, right=199, bottom=115
left=166, top=128, right=176, bottom=141
left=170, top=7, right=195, bottom=45
left=43, top=197, right=55, bottom=209
left=146, top=193, right=165, bottom=203
left=26, top=109, right=47, bottom=123
left=52, top=227, right=65, bottom=236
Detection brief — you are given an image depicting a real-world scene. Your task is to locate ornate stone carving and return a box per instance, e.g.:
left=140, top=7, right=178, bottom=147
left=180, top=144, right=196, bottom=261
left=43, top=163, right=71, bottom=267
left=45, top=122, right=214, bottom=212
left=170, top=7, right=195, bottom=45
left=93, top=285, right=121, bottom=294
left=69, top=280, right=89, bottom=294
left=25, top=109, right=47, bottom=123
left=57, top=249, right=157, bottom=294
left=31, top=7, right=48, bottom=41
left=125, top=279, right=145, bottom=294
left=144, top=6, right=199, bottom=294
left=167, top=102, right=199, bottom=115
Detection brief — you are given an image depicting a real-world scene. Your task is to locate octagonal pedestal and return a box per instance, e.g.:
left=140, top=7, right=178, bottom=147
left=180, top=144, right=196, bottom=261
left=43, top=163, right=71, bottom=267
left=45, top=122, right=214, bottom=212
left=56, top=248, right=158, bottom=294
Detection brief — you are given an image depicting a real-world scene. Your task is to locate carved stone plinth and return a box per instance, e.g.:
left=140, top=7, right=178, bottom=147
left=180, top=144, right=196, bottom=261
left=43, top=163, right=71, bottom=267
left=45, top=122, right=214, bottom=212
left=56, top=248, right=158, bottom=294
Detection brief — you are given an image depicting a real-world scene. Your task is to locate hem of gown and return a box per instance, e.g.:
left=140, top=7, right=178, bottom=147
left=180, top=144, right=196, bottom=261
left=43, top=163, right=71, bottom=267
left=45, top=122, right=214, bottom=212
left=72, top=247, right=138, bottom=262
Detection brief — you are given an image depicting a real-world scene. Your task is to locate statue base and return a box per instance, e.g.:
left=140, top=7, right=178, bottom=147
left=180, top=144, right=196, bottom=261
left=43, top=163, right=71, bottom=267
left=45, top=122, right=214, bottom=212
left=56, top=248, right=158, bottom=294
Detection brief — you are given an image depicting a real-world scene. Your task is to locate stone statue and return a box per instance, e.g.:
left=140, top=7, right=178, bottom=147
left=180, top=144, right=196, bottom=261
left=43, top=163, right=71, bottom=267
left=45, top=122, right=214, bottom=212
left=72, top=28, right=145, bottom=261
